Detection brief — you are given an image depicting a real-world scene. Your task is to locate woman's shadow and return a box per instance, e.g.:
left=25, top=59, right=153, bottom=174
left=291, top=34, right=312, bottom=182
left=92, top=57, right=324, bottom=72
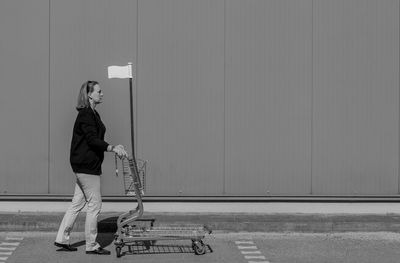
left=70, top=216, right=118, bottom=248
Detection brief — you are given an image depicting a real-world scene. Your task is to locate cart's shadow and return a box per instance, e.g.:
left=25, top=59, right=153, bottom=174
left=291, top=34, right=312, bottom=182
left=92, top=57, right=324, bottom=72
left=120, top=243, right=213, bottom=256
left=72, top=216, right=213, bottom=256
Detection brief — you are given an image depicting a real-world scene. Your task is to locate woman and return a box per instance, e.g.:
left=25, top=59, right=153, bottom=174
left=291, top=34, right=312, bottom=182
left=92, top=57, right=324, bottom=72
left=54, top=80, right=128, bottom=255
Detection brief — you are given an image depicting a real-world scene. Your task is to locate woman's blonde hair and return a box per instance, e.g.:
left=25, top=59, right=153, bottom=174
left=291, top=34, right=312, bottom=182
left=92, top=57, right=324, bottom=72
left=76, top=80, right=99, bottom=110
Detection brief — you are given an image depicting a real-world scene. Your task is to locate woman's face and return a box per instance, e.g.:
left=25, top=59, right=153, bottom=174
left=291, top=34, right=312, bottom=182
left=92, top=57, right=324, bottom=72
left=89, top=84, right=103, bottom=104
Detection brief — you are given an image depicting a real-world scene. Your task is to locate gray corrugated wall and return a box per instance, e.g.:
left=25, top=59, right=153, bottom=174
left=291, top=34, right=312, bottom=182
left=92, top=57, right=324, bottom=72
left=313, top=0, right=399, bottom=195
left=224, top=0, right=313, bottom=195
left=138, top=0, right=225, bottom=196
left=0, top=0, right=49, bottom=194
left=0, top=0, right=398, bottom=196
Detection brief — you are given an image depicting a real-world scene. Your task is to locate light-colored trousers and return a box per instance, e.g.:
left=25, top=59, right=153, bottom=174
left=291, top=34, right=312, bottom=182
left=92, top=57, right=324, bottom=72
left=55, top=173, right=102, bottom=251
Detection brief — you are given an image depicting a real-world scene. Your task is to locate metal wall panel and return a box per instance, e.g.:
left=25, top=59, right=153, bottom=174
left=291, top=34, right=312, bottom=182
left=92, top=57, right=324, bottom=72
left=50, top=0, right=137, bottom=195
left=0, top=0, right=49, bottom=194
left=312, top=0, right=399, bottom=194
left=225, top=0, right=313, bottom=195
left=137, top=0, right=225, bottom=195
left=0, top=0, right=399, bottom=197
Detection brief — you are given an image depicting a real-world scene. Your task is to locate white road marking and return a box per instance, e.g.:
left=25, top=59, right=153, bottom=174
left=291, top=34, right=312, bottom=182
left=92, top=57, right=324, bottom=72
left=0, top=236, right=23, bottom=262
left=0, top=243, right=19, bottom=246
left=235, top=241, right=254, bottom=244
left=236, top=239, right=270, bottom=263
left=0, top=248, right=15, bottom=251
left=245, top=255, right=266, bottom=259
left=241, top=250, right=262, bottom=254
left=5, top=237, right=23, bottom=241
left=238, top=246, right=258, bottom=250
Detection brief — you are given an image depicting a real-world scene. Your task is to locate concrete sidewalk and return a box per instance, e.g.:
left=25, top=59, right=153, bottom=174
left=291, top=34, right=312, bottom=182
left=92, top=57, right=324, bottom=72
left=1, top=201, right=400, bottom=233
left=2, top=201, right=400, bottom=214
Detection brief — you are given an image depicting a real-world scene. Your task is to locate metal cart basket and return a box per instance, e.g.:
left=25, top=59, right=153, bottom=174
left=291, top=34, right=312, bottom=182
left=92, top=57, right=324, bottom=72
left=114, top=157, right=212, bottom=258
left=122, top=158, right=147, bottom=196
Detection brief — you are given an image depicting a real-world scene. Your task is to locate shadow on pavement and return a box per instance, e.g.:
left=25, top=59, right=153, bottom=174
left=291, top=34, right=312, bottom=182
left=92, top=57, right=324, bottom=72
left=70, top=240, right=85, bottom=248
left=117, top=243, right=213, bottom=258
left=97, top=216, right=118, bottom=247
left=67, top=216, right=117, bottom=249
left=96, top=216, right=214, bottom=257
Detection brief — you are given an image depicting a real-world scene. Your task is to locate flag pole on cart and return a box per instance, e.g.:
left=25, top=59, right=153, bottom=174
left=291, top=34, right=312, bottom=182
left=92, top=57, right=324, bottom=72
left=107, top=62, right=137, bottom=161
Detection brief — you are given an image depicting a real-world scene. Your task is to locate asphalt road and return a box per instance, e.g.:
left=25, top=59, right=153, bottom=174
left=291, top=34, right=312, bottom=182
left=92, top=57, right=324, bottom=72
left=2, top=231, right=400, bottom=263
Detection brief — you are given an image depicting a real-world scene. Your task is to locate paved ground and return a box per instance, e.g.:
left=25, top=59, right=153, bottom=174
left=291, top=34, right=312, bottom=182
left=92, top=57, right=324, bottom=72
left=2, top=201, right=400, bottom=262
left=3, top=231, right=400, bottom=263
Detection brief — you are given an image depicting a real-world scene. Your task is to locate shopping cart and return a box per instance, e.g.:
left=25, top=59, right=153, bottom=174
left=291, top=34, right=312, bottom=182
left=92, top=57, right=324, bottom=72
left=113, top=157, right=212, bottom=258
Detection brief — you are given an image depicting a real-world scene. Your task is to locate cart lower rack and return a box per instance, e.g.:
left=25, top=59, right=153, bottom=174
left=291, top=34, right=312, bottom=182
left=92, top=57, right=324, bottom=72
left=114, top=157, right=212, bottom=258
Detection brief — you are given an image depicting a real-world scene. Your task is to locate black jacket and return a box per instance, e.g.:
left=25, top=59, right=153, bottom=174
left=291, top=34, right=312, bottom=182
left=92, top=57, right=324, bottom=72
left=70, top=107, right=109, bottom=175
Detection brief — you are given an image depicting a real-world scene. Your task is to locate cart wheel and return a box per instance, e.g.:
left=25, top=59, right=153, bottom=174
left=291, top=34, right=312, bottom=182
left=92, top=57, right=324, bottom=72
left=116, top=246, right=122, bottom=258
left=192, top=240, right=206, bottom=255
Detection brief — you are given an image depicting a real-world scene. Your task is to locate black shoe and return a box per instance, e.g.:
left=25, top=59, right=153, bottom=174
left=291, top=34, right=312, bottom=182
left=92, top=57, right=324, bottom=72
left=86, top=247, right=111, bottom=255
left=54, top=242, right=78, bottom=251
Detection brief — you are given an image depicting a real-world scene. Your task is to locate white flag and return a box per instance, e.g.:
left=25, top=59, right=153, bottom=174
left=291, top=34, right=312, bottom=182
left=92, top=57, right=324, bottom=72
left=107, top=64, right=133, bottom=79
